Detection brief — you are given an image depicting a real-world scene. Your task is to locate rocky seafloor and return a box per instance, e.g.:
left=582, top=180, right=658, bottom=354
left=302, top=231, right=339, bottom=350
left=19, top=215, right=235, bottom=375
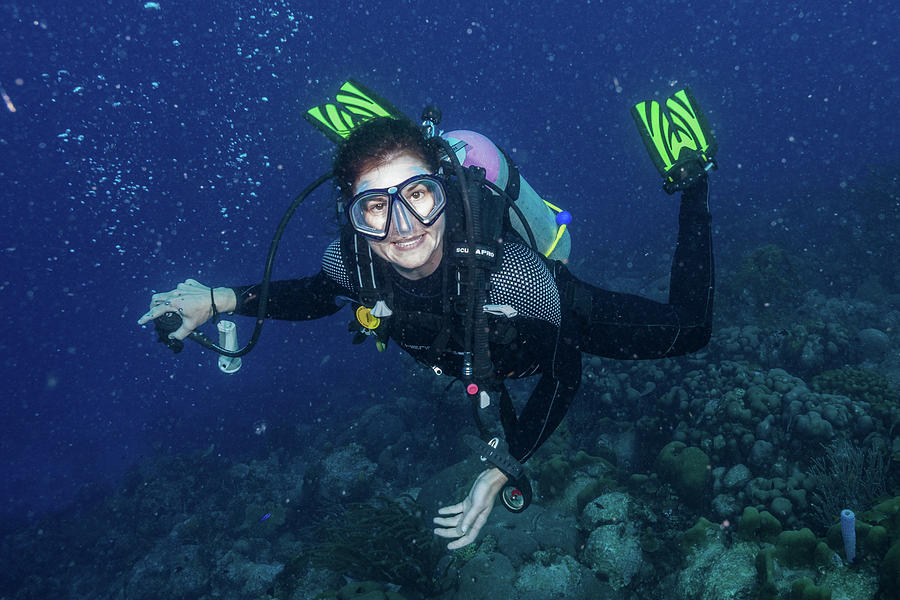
left=3, top=240, right=900, bottom=600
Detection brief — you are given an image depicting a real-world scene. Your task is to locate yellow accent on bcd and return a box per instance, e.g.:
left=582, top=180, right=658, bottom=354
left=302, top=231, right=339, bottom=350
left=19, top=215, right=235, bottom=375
left=355, top=306, right=381, bottom=330
left=542, top=200, right=568, bottom=257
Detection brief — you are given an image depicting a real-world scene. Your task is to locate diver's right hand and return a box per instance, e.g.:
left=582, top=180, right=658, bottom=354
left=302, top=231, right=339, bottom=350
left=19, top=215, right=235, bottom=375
left=137, top=279, right=236, bottom=341
left=433, top=468, right=507, bottom=550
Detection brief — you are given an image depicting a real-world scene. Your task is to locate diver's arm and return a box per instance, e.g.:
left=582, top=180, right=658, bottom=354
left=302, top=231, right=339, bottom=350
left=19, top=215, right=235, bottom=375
left=483, top=242, right=581, bottom=462
left=432, top=321, right=578, bottom=549
left=498, top=319, right=583, bottom=463
left=231, top=270, right=348, bottom=321
left=230, top=239, right=354, bottom=321
left=560, top=178, right=714, bottom=358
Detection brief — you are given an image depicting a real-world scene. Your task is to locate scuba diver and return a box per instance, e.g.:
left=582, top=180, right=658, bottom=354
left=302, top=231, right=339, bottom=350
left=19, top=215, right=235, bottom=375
left=137, top=81, right=717, bottom=550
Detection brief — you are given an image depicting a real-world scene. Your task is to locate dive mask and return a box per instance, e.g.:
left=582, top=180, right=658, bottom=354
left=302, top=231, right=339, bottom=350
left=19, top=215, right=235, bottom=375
left=347, top=174, right=447, bottom=240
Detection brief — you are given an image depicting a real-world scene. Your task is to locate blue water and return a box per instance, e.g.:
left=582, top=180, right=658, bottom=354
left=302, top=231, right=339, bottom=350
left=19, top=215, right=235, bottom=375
left=1, top=0, right=897, bottom=540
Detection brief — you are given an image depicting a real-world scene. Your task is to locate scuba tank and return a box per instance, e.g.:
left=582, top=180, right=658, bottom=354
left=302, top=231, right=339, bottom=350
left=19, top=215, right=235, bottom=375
left=441, top=130, right=571, bottom=262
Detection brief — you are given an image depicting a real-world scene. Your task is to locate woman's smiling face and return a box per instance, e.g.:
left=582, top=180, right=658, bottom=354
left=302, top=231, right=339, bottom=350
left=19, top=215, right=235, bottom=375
left=353, top=154, right=446, bottom=280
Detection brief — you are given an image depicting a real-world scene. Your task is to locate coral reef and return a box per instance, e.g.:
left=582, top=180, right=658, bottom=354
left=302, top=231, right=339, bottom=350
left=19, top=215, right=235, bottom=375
left=304, top=496, right=443, bottom=597
left=656, top=441, right=711, bottom=507
left=807, top=439, right=889, bottom=528
left=5, top=200, right=900, bottom=600
left=722, top=244, right=803, bottom=326
left=812, top=367, right=900, bottom=429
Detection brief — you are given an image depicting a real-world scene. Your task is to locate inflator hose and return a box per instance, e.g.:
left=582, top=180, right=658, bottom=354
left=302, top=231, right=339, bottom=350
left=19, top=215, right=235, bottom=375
left=436, top=137, right=493, bottom=384
left=169, top=170, right=334, bottom=357
left=466, top=170, right=493, bottom=381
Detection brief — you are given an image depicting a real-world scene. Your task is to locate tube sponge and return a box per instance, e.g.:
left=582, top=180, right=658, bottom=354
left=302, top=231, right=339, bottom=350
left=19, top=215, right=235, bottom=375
left=841, top=509, right=856, bottom=563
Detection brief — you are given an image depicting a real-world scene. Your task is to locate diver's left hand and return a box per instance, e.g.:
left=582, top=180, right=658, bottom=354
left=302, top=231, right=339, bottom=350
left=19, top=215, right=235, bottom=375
left=433, top=468, right=508, bottom=549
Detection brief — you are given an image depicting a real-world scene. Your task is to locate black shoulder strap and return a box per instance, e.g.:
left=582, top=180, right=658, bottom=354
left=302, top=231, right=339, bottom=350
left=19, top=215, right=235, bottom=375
left=341, top=228, right=394, bottom=309
left=498, top=146, right=521, bottom=202
left=494, top=147, right=540, bottom=252
left=446, top=167, right=505, bottom=272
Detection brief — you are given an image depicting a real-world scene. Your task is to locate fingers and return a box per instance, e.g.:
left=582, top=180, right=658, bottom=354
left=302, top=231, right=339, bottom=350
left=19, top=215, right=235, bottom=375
left=434, top=500, right=489, bottom=549
left=138, top=295, right=178, bottom=325
left=433, top=515, right=461, bottom=530
left=149, top=292, right=170, bottom=307
left=138, top=293, right=178, bottom=323
left=178, top=279, right=206, bottom=292
left=137, top=307, right=162, bottom=325
left=460, top=510, right=489, bottom=540
left=169, top=322, right=195, bottom=341
left=433, top=505, right=465, bottom=541
left=446, top=532, right=478, bottom=550
left=433, top=515, right=469, bottom=543
left=437, top=503, right=464, bottom=516
left=136, top=306, right=194, bottom=340
left=433, top=526, right=461, bottom=540
left=445, top=510, right=489, bottom=549
left=139, top=280, right=211, bottom=326
left=434, top=513, right=479, bottom=547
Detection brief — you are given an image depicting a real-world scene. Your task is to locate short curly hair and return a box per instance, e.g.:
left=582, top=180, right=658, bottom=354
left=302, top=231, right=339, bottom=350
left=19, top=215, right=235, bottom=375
left=332, top=117, right=443, bottom=201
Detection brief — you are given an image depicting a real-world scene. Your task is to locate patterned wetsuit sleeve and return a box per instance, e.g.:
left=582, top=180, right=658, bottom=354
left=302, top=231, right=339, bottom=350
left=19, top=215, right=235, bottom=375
left=488, top=243, right=561, bottom=327
left=230, top=239, right=353, bottom=321
left=321, top=239, right=353, bottom=291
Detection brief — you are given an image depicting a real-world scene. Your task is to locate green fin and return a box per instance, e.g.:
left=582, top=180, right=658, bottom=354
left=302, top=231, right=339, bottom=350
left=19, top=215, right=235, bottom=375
left=304, top=79, right=406, bottom=144
left=630, top=88, right=717, bottom=177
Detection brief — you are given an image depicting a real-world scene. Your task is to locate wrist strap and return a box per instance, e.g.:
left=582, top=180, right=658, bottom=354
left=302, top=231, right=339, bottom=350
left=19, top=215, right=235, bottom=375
left=463, top=434, right=523, bottom=480
left=210, top=287, right=220, bottom=324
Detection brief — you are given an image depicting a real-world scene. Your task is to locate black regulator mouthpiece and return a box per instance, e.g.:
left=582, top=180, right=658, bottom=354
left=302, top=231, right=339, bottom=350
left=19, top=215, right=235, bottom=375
left=421, top=105, right=442, bottom=139
left=421, top=105, right=442, bottom=126
left=155, top=311, right=184, bottom=354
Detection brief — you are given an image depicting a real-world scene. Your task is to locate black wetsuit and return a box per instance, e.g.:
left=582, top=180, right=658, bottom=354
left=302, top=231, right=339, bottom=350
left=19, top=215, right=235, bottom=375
left=232, top=180, right=713, bottom=464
